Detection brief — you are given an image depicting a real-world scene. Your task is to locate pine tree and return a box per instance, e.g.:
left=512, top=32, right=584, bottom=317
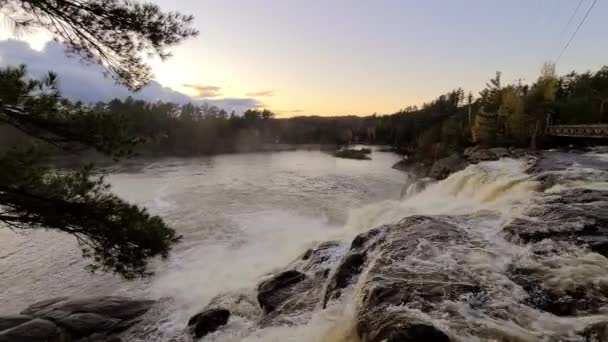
left=0, top=0, right=197, bottom=278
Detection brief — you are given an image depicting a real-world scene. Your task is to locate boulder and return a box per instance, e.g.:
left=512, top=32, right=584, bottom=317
left=0, top=318, right=60, bottom=342
left=0, top=316, right=33, bottom=332
left=257, top=270, right=307, bottom=313
left=57, top=313, right=121, bottom=338
left=187, top=308, right=230, bottom=339
left=581, top=322, right=608, bottom=342
left=428, top=154, right=467, bottom=180
left=391, top=158, right=413, bottom=172
left=78, top=334, right=121, bottom=342
left=508, top=266, right=602, bottom=316
left=355, top=216, right=480, bottom=341
left=0, top=296, right=154, bottom=342
left=324, top=228, right=384, bottom=305
left=362, top=321, right=451, bottom=342
left=503, top=189, right=608, bottom=256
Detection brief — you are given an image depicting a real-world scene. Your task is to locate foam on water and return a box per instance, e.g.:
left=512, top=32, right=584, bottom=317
left=196, top=152, right=608, bottom=341
left=147, top=209, right=341, bottom=336
left=344, top=158, right=537, bottom=235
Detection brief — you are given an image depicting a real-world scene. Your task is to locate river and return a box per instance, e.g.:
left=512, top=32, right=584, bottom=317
left=0, top=148, right=404, bottom=334
left=1, top=147, right=608, bottom=341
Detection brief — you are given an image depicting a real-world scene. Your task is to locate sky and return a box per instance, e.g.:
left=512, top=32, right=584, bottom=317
left=1, top=0, right=607, bottom=116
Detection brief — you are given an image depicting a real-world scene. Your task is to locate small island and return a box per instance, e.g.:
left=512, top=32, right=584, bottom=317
left=334, top=148, right=372, bottom=160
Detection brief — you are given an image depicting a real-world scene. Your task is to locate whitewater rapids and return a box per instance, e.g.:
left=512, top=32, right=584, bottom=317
left=2, top=148, right=608, bottom=341
left=170, top=151, right=608, bottom=342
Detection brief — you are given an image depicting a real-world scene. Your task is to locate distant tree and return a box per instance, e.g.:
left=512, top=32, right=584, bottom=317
left=500, top=86, right=528, bottom=145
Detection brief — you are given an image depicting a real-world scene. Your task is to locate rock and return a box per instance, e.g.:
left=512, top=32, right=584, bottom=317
left=355, top=216, right=481, bottom=341
left=508, top=266, right=601, bottom=316
left=323, top=228, right=385, bottom=305
left=257, top=270, right=307, bottom=313
left=22, top=296, right=154, bottom=321
left=57, top=313, right=121, bottom=338
left=333, top=253, right=366, bottom=291
left=581, top=322, right=608, bottom=342
left=391, top=158, right=413, bottom=172
left=0, top=316, right=33, bottom=332
left=428, top=153, right=467, bottom=180
left=464, top=146, right=532, bottom=165
left=0, top=318, right=60, bottom=342
left=1, top=296, right=155, bottom=342
left=362, top=321, right=451, bottom=342
left=300, top=241, right=341, bottom=270
left=503, top=189, right=608, bottom=256
left=187, top=308, right=230, bottom=338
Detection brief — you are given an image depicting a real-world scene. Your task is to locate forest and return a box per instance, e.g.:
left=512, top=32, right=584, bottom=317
left=2, top=63, right=608, bottom=160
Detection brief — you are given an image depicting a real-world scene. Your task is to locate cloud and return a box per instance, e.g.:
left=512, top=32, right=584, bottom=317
left=245, top=90, right=274, bottom=97
left=202, top=98, right=263, bottom=113
left=182, top=83, right=221, bottom=97
left=0, top=39, right=264, bottom=113
left=0, top=39, right=192, bottom=104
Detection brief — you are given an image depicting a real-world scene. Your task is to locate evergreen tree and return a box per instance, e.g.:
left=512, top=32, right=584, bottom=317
left=0, top=0, right=197, bottom=278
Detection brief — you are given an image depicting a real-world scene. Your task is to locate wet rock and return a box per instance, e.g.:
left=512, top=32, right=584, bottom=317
left=299, top=241, right=342, bottom=271
left=78, top=334, right=121, bottom=342
left=356, top=216, right=480, bottom=341
left=0, top=296, right=154, bottom=342
left=362, top=321, right=451, bottom=342
left=324, top=253, right=366, bottom=303
left=323, top=228, right=386, bottom=305
left=464, top=146, right=533, bottom=165
left=503, top=188, right=608, bottom=316
left=0, top=318, right=60, bottom=342
left=391, top=158, right=413, bottom=172
left=187, top=308, right=230, bottom=338
left=508, top=266, right=601, bottom=316
left=503, top=189, right=608, bottom=256
left=581, top=322, right=608, bottom=342
left=332, top=253, right=366, bottom=291
left=57, top=313, right=121, bottom=338
left=257, top=270, right=307, bottom=313
left=350, top=228, right=382, bottom=251
left=0, top=316, right=33, bottom=332
left=429, top=154, right=467, bottom=180
left=22, top=296, right=154, bottom=321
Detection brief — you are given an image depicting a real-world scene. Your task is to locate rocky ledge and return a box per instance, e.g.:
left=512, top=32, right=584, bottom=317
left=0, top=296, right=153, bottom=342
left=187, top=150, right=608, bottom=341
left=393, top=146, right=536, bottom=180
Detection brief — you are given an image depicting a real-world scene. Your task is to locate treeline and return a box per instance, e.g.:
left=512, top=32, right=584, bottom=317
left=85, top=99, right=369, bottom=155
left=373, top=63, right=608, bottom=160
left=3, top=64, right=607, bottom=158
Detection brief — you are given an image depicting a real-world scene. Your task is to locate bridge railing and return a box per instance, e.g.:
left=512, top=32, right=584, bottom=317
left=546, top=124, right=608, bottom=138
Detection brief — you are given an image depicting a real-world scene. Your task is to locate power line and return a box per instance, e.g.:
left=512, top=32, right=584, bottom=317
left=556, top=0, right=598, bottom=63
left=559, top=0, right=586, bottom=40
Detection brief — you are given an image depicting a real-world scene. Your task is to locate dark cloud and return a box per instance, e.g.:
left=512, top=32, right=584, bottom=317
left=0, top=40, right=263, bottom=113
left=202, top=98, right=263, bottom=113
left=245, top=90, right=274, bottom=97
left=182, top=83, right=221, bottom=97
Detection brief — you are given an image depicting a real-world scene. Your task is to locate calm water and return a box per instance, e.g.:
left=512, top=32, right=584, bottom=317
left=0, top=149, right=404, bottom=322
